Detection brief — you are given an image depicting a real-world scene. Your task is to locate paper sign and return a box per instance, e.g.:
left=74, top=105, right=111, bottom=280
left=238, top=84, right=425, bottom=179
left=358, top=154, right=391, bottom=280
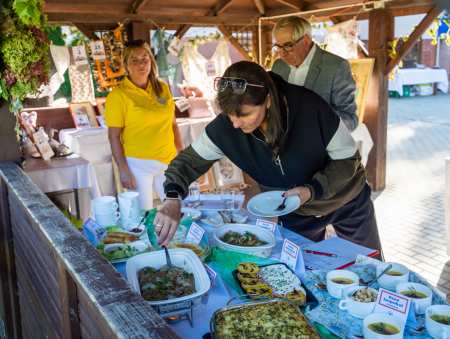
left=82, top=218, right=107, bottom=246
left=185, top=222, right=205, bottom=244
left=204, top=264, right=217, bottom=284
left=89, top=41, right=106, bottom=60
left=280, top=239, right=301, bottom=270
left=374, top=288, right=411, bottom=327
left=72, top=45, right=88, bottom=65
left=256, top=219, right=277, bottom=233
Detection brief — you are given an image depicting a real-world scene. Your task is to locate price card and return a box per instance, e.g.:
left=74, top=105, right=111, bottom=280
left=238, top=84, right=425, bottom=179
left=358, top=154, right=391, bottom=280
left=280, top=239, right=301, bottom=270
left=72, top=45, right=88, bottom=65
left=256, top=219, right=277, bottom=233
left=185, top=222, right=205, bottom=244
left=373, top=288, right=411, bottom=329
left=89, top=41, right=106, bottom=60
left=82, top=218, right=106, bottom=246
left=204, top=264, right=217, bottom=284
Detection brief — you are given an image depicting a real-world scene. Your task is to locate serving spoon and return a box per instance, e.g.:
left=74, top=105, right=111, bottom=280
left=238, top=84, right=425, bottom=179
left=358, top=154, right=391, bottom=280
left=163, top=245, right=173, bottom=268
left=360, top=264, right=393, bottom=286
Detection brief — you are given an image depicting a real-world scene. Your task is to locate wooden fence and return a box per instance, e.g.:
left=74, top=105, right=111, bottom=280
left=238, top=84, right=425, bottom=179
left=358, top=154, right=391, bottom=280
left=0, top=162, right=179, bottom=339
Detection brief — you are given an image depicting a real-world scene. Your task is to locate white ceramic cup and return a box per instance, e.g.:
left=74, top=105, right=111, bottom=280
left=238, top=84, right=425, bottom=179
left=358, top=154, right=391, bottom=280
left=95, top=211, right=120, bottom=227
left=339, top=286, right=378, bottom=319
left=377, top=262, right=409, bottom=291
left=118, top=191, right=140, bottom=229
left=326, top=270, right=359, bottom=299
left=363, top=312, right=404, bottom=338
left=426, top=305, right=450, bottom=339
left=92, top=196, right=118, bottom=215
left=396, top=282, right=432, bottom=315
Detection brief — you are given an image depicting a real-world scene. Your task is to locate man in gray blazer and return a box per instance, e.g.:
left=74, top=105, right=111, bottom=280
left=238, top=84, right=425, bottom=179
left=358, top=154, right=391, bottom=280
left=272, top=17, right=358, bottom=131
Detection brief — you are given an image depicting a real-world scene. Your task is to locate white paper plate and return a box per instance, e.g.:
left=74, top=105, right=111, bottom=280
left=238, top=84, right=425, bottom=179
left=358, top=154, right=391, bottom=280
left=247, top=191, right=301, bottom=217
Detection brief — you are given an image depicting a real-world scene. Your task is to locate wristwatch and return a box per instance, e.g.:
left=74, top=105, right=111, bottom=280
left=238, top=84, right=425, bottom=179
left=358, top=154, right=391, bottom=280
left=165, top=190, right=182, bottom=200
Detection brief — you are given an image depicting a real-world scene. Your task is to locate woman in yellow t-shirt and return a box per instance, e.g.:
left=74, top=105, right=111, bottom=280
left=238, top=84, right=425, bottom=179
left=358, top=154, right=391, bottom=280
left=105, top=40, right=183, bottom=210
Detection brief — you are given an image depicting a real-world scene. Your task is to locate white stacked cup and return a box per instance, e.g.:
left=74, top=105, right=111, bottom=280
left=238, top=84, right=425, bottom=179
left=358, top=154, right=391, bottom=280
left=92, top=196, right=119, bottom=226
left=118, top=191, right=141, bottom=230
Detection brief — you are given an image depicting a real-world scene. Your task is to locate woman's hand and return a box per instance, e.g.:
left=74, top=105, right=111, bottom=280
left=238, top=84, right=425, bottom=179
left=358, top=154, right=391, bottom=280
left=154, top=199, right=182, bottom=246
left=119, top=166, right=137, bottom=190
left=284, top=186, right=312, bottom=204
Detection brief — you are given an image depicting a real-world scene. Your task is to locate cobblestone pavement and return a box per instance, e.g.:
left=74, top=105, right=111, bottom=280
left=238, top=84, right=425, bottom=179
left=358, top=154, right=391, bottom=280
left=374, top=93, right=450, bottom=296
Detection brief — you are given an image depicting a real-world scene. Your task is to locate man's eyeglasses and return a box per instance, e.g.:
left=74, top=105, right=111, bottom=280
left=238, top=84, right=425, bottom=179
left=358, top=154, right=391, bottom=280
left=214, top=77, right=264, bottom=95
left=273, top=35, right=305, bottom=53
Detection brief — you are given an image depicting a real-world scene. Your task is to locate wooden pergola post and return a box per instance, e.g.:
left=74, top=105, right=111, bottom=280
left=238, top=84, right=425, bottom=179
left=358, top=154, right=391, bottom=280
left=0, top=104, right=20, bottom=163
left=365, top=8, right=393, bottom=191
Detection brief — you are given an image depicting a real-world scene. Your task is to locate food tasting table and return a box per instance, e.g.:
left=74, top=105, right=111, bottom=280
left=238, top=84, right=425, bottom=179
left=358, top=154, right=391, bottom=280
left=23, top=155, right=100, bottom=219
left=101, top=191, right=448, bottom=339
left=388, top=68, right=449, bottom=96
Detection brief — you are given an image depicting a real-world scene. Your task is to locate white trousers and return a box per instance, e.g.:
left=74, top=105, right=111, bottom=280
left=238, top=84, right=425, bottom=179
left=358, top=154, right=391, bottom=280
left=126, top=157, right=167, bottom=210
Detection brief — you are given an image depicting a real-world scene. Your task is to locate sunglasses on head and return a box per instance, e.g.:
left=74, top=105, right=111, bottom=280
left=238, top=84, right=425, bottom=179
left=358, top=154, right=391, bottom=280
left=272, top=35, right=305, bottom=53
left=214, top=77, right=265, bottom=95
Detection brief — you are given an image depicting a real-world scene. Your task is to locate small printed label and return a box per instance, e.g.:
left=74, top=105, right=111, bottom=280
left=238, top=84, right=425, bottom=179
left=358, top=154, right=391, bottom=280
left=374, top=288, right=411, bottom=328
left=89, top=41, right=106, bottom=60
left=82, top=218, right=106, bottom=246
left=204, top=264, right=217, bottom=283
left=280, top=239, right=300, bottom=270
left=256, top=219, right=277, bottom=233
left=185, top=222, right=205, bottom=244
left=72, top=45, right=88, bottom=65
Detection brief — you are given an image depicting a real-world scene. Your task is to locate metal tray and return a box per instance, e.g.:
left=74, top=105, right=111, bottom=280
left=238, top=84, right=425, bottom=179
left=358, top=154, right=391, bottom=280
left=209, top=296, right=320, bottom=339
left=231, top=262, right=319, bottom=310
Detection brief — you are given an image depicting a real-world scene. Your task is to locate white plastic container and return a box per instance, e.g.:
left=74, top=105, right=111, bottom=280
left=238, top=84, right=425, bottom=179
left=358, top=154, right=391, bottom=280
left=126, top=248, right=210, bottom=307
left=213, top=224, right=276, bottom=258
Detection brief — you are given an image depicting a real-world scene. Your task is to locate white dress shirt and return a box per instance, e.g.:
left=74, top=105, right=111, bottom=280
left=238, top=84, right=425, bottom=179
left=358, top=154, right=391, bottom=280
left=288, top=44, right=317, bottom=86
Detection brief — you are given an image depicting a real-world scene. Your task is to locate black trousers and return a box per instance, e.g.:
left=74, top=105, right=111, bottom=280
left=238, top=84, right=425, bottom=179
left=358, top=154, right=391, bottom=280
left=279, top=184, right=383, bottom=257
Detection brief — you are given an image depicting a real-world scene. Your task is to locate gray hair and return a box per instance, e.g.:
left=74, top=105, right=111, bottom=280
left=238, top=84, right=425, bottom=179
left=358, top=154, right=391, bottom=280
left=273, top=17, right=312, bottom=40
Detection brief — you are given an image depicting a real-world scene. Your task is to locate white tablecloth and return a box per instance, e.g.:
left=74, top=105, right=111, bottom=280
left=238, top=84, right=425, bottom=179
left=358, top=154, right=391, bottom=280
left=388, top=68, right=449, bottom=96
left=59, top=118, right=215, bottom=196
left=59, top=127, right=115, bottom=196
left=24, top=155, right=101, bottom=220
left=24, top=155, right=100, bottom=196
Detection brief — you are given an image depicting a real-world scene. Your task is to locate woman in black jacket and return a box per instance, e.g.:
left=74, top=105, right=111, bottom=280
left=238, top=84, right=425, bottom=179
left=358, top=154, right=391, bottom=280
left=154, top=61, right=382, bottom=256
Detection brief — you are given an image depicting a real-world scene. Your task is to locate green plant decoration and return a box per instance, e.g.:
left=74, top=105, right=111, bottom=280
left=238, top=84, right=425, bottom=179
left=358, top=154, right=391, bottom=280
left=0, top=0, right=50, bottom=113
left=13, top=0, right=42, bottom=27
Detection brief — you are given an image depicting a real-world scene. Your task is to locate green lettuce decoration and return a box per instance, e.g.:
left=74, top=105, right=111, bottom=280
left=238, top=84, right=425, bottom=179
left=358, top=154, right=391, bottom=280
left=13, top=0, right=42, bottom=27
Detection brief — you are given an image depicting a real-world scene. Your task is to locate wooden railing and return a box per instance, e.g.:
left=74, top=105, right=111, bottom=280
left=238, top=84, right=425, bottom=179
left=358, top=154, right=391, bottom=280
left=0, top=162, right=179, bottom=339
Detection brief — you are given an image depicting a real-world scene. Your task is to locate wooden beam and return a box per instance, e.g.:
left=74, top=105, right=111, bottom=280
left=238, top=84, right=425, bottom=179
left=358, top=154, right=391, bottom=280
left=46, top=13, right=261, bottom=26
left=130, top=0, right=151, bottom=13
left=175, top=25, right=191, bottom=38
left=131, top=22, right=151, bottom=43
left=73, top=24, right=97, bottom=40
left=365, top=8, right=393, bottom=191
left=275, top=0, right=303, bottom=11
left=254, top=0, right=266, bottom=15
left=217, top=25, right=251, bottom=60
left=207, top=0, right=234, bottom=16
left=385, top=6, right=441, bottom=74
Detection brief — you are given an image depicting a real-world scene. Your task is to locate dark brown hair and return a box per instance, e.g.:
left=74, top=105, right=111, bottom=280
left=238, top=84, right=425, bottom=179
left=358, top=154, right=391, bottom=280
left=216, top=61, right=284, bottom=153
left=123, top=39, right=163, bottom=97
